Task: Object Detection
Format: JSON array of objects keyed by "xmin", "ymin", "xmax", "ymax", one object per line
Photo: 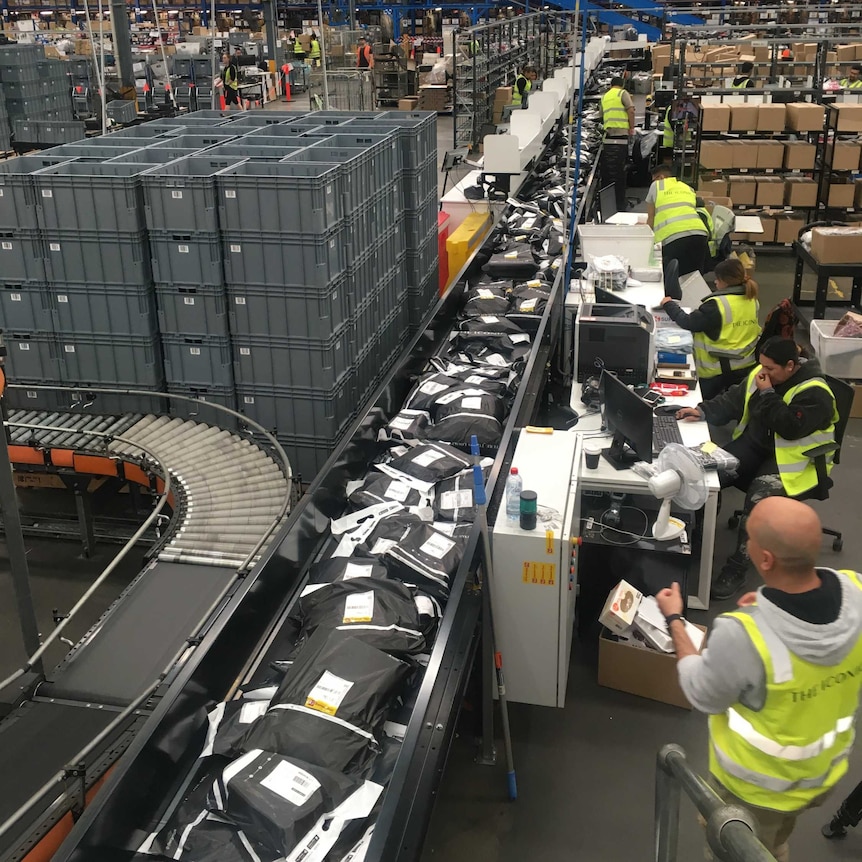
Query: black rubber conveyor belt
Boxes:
[{"xmin": 39, "ymin": 562, "xmax": 237, "ymax": 707}]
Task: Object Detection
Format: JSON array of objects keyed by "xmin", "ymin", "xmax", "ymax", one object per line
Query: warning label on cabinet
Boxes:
[{"xmin": 522, "ymin": 562, "xmax": 556, "ymax": 586}]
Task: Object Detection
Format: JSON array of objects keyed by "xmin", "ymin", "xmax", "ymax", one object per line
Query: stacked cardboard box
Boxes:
[
  {"xmin": 491, "ymin": 86, "xmax": 512, "ymax": 123},
  {"xmin": 417, "ymin": 85, "xmax": 448, "ymax": 112}
]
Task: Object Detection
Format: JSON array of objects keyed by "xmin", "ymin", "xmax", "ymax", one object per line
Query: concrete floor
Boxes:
[{"xmin": 1, "ymin": 109, "xmax": 861, "ymax": 860}]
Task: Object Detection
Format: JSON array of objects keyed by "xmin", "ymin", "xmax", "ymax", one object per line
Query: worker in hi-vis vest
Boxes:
[
  {"xmin": 660, "ymin": 257, "xmax": 761, "ymax": 400},
  {"xmin": 732, "ymin": 60, "xmax": 755, "ymax": 89},
  {"xmin": 511, "ymin": 66, "xmax": 537, "ymax": 108},
  {"xmin": 599, "ymin": 76, "xmax": 635, "ymax": 213},
  {"xmin": 357, "ymin": 35, "xmax": 374, "ymax": 69},
  {"xmin": 646, "ymin": 163, "xmax": 709, "ymax": 278},
  {"xmin": 840, "ymin": 64, "xmax": 862, "ymax": 89},
  {"xmin": 219, "ymin": 53, "xmax": 241, "ymax": 110},
  {"xmin": 657, "ymin": 496, "xmax": 862, "ymax": 862},
  {"xmin": 676, "ymin": 336, "xmax": 838, "ymax": 600},
  {"xmin": 292, "ymin": 35, "xmax": 306, "ymax": 61},
  {"xmin": 309, "ymin": 33, "xmax": 321, "ymax": 67}
]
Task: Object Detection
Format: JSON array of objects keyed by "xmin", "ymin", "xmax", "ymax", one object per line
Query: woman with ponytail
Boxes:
[{"xmin": 661, "ymin": 258, "xmax": 762, "ymax": 399}]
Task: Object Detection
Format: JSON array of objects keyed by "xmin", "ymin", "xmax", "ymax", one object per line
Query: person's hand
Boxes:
[
  {"xmin": 660, "ymin": 296, "xmax": 674, "ymax": 306},
  {"xmin": 656, "ymin": 582, "xmax": 684, "ymax": 618},
  {"xmin": 754, "ymin": 369, "xmax": 773, "ymax": 391},
  {"xmin": 676, "ymin": 406, "xmax": 703, "ymax": 422},
  {"xmin": 737, "ymin": 591, "xmax": 758, "ymax": 608}
]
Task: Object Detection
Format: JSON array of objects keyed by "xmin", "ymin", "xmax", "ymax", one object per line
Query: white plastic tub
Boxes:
[
  {"xmin": 577, "ymin": 224, "xmax": 655, "ymax": 268},
  {"xmin": 810, "ymin": 319, "xmax": 862, "ymax": 380}
]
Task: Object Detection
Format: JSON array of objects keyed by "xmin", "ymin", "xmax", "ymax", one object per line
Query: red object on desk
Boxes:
[{"xmin": 650, "ymin": 382, "xmax": 690, "ymax": 397}]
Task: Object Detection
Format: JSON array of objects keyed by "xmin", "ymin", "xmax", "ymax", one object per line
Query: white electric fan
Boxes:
[{"xmin": 647, "ymin": 444, "xmax": 709, "ymax": 541}]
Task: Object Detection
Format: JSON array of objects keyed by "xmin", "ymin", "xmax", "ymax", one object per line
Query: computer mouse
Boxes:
[{"xmin": 655, "ymin": 404, "xmax": 682, "ymax": 416}]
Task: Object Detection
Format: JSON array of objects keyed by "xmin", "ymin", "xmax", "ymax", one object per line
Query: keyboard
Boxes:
[{"xmin": 652, "ymin": 413, "xmax": 684, "ymax": 456}]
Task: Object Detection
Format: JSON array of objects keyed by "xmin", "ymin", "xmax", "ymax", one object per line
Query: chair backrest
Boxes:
[{"xmin": 825, "ymin": 374, "xmax": 855, "ymax": 465}]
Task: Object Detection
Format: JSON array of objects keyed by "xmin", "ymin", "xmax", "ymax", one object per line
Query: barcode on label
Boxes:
[
  {"xmin": 189, "ymin": 347, "xmax": 201, "ymax": 356},
  {"xmin": 49, "ymin": 243, "xmax": 60, "ymax": 252},
  {"xmin": 230, "ymin": 244, "xmax": 241, "ymax": 253},
  {"xmin": 183, "ymin": 297, "xmax": 195, "ymax": 305},
  {"xmin": 235, "ymin": 296, "xmax": 246, "ymax": 305},
  {"xmin": 9, "ymin": 293, "xmax": 20, "ymax": 302},
  {"xmin": 177, "ymin": 244, "xmax": 189, "ymax": 254},
  {"xmin": 171, "ymin": 190, "xmax": 183, "ymax": 199},
  {"xmin": 259, "ymin": 760, "xmax": 321, "ymax": 807},
  {"xmin": 225, "ymin": 189, "xmax": 236, "ymax": 198},
  {"xmin": 64, "ymin": 345, "xmax": 75, "ymax": 353},
  {"xmin": 305, "ymin": 670, "xmax": 354, "ymax": 716},
  {"xmin": 57, "ymin": 294, "xmax": 68, "ymax": 303},
  {"xmin": 240, "ymin": 347, "xmax": 250, "ymax": 356},
  {"xmin": 1, "ymin": 242, "xmax": 12, "ymax": 250},
  {"xmin": 41, "ymin": 189, "xmax": 53, "ymax": 198}
]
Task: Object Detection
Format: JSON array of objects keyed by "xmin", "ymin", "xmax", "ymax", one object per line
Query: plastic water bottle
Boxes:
[{"xmin": 506, "ymin": 468, "xmax": 523, "ymax": 520}]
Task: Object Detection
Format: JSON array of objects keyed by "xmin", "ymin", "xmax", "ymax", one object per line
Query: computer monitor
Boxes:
[
  {"xmin": 601, "ymin": 370, "xmax": 654, "ymax": 469},
  {"xmin": 598, "ymin": 183, "xmax": 617, "ymax": 223}
]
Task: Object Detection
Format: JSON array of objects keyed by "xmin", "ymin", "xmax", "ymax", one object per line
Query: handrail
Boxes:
[{"xmin": 655, "ymin": 744, "xmax": 776, "ymax": 862}]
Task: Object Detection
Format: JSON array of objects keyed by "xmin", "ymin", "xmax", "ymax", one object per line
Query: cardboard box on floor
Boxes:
[
  {"xmin": 786, "ymin": 102, "xmax": 825, "ymax": 132},
  {"xmin": 784, "ymin": 141, "xmax": 816, "ymax": 170},
  {"xmin": 811, "ymin": 226, "xmax": 862, "ymax": 264},
  {"xmin": 598, "ymin": 624, "xmax": 708, "ymax": 709}
]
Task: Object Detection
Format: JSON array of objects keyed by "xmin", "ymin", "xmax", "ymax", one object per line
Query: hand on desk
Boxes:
[{"xmin": 676, "ymin": 406, "xmax": 704, "ymax": 422}]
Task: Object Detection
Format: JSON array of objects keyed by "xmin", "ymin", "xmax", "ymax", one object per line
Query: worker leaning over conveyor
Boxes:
[
  {"xmin": 512, "ymin": 66, "xmax": 538, "ymax": 109},
  {"xmin": 657, "ymin": 497, "xmax": 862, "ymax": 862},
  {"xmin": 600, "ymin": 75, "xmax": 635, "ymax": 214}
]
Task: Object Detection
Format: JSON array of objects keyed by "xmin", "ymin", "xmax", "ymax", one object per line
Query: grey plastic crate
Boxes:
[
  {"xmin": 206, "ymin": 143, "xmax": 297, "ymax": 161},
  {"xmin": 0, "ymin": 154, "xmax": 72, "ymax": 229},
  {"xmin": 216, "ymin": 160, "xmax": 343, "ymax": 235},
  {"xmin": 162, "ymin": 333, "xmax": 233, "ymax": 387},
  {"xmin": 160, "ymin": 116, "xmax": 233, "ymax": 127},
  {"xmin": 3, "ymin": 385, "xmax": 65, "ymax": 412},
  {"xmin": 404, "ymin": 191, "xmax": 438, "ymax": 250},
  {"xmin": 0, "ymin": 283, "xmax": 52, "ymax": 331},
  {"xmin": 349, "ymin": 291, "xmax": 381, "ymax": 355},
  {"xmin": 0, "ymin": 229, "xmax": 45, "ymax": 282},
  {"xmin": 66, "ymin": 387, "xmax": 166, "ymax": 416},
  {"xmin": 167, "ymin": 383, "xmax": 238, "ymax": 429},
  {"xmin": 156, "ymin": 284, "xmax": 229, "ymax": 336},
  {"xmin": 107, "ymin": 124, "xmax": 173, "ymax": 140},
  {"xmin": 308, "ymin": 110, "xmax": 379, "ymax": 122},
  {"xmin": 226, "ymin": 275, "xmax": 349, "ymax": 339},
  {"xmin": 402, "ymin": 154, "xmax": 437, "ymax": 209},
  {"xmin": 106, "ymin": 100, "xmax": 137, "ymax": 125},
  {"xmin": 236, "ymin": 375, "xmax": 353, "ymax": 440},
  {"xmin": 303, "ymin": 130, "xmax": 402, "ymax": 177},
  {"xmin": 151, "ymin": 133, "xmax": 236, "ymax": 149},
  {"xmin": 149, "ymin": 231, "xmax": 223, "ymax": 286},
  {"xmin": 55, "ymin": 330, "xmax": 164, "ymax": 387},
  {"xmin": 182, "ymin": 109, "xmax": 238, "ymax": 121},
  {"xmin": 233, "ymin": 134, "xmax": 310, "ymax": 148},
  {"xmin": 4, "ymin": 331, "xmax": 59, "ymax": 381},
  {"xmin": 35, "ymin": 121, "xmax": 85, "ymax": 146},
  {"xmin": 106, "ymin": 148, "xmax": 200, "ymax": 165},
  {"xmin": 405, "ymin": 230, "xmax": 437, "ymax": 288},
  {"xmin": 1, "ymin": 80, "xmax": 48, "ymax": 100},
  {"xmin": 232, "ymin": 324, "xmax": 350, "ymax": 389},
  {"xmin": 271, "ymin": 432, "xmax": 335, "ymax": 482},
  {"xmin": 34, "ymin": 161, "xmax": 146, "ymax": 232},
  {"xmin": 222, "ymin": 228, "xmax": 345, "ymax": 290},
  {"xmin": 39, "ymin": 142, "xmax": 140, "ymax": 159},
  {"xmin": 221, "ymin": 113, "xmax": 287, "ymax": 128},
  {"xmin": 50, "ymin": 283, "xmax": 157, "ymax": 336},
  {"xmin": 248, "ymin": 123, "xmax": 322, "ymax": 139},
  {"xmin": 282, "ymin": 147, "xmax": 374, "ymax": 214},
  {"xmin": 44, "ymin": 230, "xmax": 150, "ymax": 286}
]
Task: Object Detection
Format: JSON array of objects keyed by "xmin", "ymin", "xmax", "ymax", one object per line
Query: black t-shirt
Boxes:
[{"xmin": 762, "ymin": 568, "xmax": 842, "ymax": 625}]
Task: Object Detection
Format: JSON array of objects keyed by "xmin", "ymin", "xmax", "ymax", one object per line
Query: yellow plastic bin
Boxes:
[{"xmin": 446, "ymin": 212, "xmax": 493, "ymax": 281}]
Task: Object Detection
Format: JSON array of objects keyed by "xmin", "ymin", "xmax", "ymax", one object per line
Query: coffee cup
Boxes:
[{"xmin": 584, "ymin": 440, "xmax": 603, "ymax": 469}]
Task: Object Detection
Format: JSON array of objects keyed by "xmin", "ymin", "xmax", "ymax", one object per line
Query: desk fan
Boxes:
[{"xmin": 647, "ymin": 443, "xmax": 709, "ymax": 541}]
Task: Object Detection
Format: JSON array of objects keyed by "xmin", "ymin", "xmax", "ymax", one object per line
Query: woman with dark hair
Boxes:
[{"xmin": 661, "ymin": 257, "xmax": 761, "ymax": 399}]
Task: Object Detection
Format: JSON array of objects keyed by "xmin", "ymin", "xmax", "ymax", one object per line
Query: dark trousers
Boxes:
[
  {"xmin": 600, "ymin": 140, "xmax": 629, "ymax": 212},
  {"xmin": 663, "ymin": 233, "xmax": 708, "ymax": 277}
]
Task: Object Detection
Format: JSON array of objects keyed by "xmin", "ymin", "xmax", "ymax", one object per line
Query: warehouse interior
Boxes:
[{"xmin": 2, "ymin": 3, "xmax": 862, "ymax": 862}]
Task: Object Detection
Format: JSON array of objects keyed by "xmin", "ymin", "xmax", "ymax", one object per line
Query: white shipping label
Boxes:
[
  {"xmin": 420, "ymin": 532, "xmax": 456, "ymax": 559},
  {"xmin": 49, "ymin": 243, "xmax": 60, "ymax": 252},
  {"xmin": 225, "ymin": 189, "xmax": 237, "ymax": 199},
  {"xmin": 344, "ymin": 562, "xmax": 374, "ymax": 580},
  {"xmin": 519, "ymin": 298, "xmax": 538, "ymax": 312},
  {"xmin": 485, "ymin": 353, "xmax": 509, "ymax": 367},
  {"xmin": 64, "ymin": 345, "xmax": 75, "ymax": 353},
  {"xmin": 18, "ymin": 343, "xmax": 30, "ymax": 351},
  {"xmin": 238, "ymin": 701, "xmax": 268, "ymax": 724},
  {"xmin": 1, "ymin": 242, "xmax": 12, "ymax": 250},
  {"xmin": 510, "ymin": 334, "xmax": 530, "ymax": 344},
  {"xmin": 419, "ymin": 380, "xmax": 449, "ymax": 395},
  {"xmin": 189, "ymin": 347, "xmax": 201, "ymax": 356},
  {"xmin": 412, "ymin": 449, "xmax": 444, "ymax": 467},
  {"xmin": 57, "ymin": 294, "xmax": 68, "ymax": 303},
  {"xmin": 432, "ymin": 521, "xmax": 456, "ymax": 536},
  {"xmin": 305, "ymin": 670, "xmax": 354, "ymax": 716},
  {"xmin": 460, "ymin": 396, "xmax": 483, "ymax": 410},
  {"xmin": 384, "ymin": 481, "xmax": 411, "ymax": 502},
  {"xmin": 504, "ymin": 251, "xmax": 518, "ymax": 259},
  {"xmin": 435, "ymin": 389, "xmax": 466, "ymax": 406},
  {"xmin": 440, "ymin": 489, "xmax": 473, "ymax": 510},
  {"xmin": 9, "ymin": 293, "xmax": 21, "ymax": 302},
  {"xmin": 343, "ymin": 591, "xmax": 375, "ymax": 623},
  {"xmin": 389, "ymin": 415, "xmax": 414, "ymax": 430},
  {"xmin": 171, "ymin": 190, "xmax": 183, "ymax": 199},
  {"xmin": 41, "ymin": 189, "xmax": 53, "ymax": 198},
  {"xmin": 234, "ymin": 296, "xmax": 247, "ymax": 305},
  {"xmin": 477, "ymin": 288, "xmax": 496, "ymax": 299},
  {"xmin": 415, "ymin": 596, "xmax": 436, "ymax": 617},
  {"xmin": 240, "ymin": 347, "xmax": 250, "ymax": 356},
  {"xmin": 260, "ymin": 760, "xmax": 321, "ymax": 807},
  {"xmin": 370, "ymin": 538, "xmax": 397, "ymax": 555},
  {"xmin": 466, "ymin": 375, "xmax": 490, "ymax": 385},
  {"xmin": 480, "ymin": 316, "xmax": 499, "ymax": 324},
  {"xmin": 243, "ymin": 396, "xmax": 255, "ymax": 405},
  {"xmin": 183, "ymin": 297, "xmax": 196, "ymax": 306},
  {"xmin": 230, "ymin": 244, "xmax": 242, "ymax": 253},
  {"xmin": 177, "ymin": 244, "xmax": 190, "ymax": 254}
]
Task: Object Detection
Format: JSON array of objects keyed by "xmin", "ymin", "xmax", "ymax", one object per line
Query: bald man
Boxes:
[{"xmin": 658, "ymin": 497, "xmax": 862, "ymax": 862}]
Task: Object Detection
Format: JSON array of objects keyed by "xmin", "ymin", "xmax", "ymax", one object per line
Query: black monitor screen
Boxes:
[
  {"xmin": 602, "ymin": 370, "xmax": 653, "ymax": 469},
  {"xmin": 598, "ymin": 183, "xmax": 617, "ymax": 223}
]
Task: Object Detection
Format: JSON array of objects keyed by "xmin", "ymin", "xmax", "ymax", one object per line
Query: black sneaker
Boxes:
[{"xmin": 711, "ymin": 553, "xmax": 749, "ymax": 601}]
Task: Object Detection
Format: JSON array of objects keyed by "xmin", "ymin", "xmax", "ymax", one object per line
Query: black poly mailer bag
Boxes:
[
  {"xmin": 307, "ymin": 557, "xmax": 390, "ymax": 585},
  {"xmin": 462, "ymin": 283, "xmax": 511, "ymax": 318},
  {"xmin": 458, "ymin": 315, "xmax": 525, "ymax": 336},
  {"xmin": 202, "ymin": 699, "xmax": 271, "ymax": 761},
  {"xmin": 348, "ymin": 473, "xmax": 426, "ymax": 512},
  {"xmin": 482, "ymin": 244, "xmax": 539, "ymax": 279},
  {"xmin": 403, "ymin": 373, "xmax": 463, "ymax": 412},
  {"xmin": 427, "ymin": 391, "xmax": 505, "ymax": 447},
  {"xmin": 383, "ymin": 523, "xmax": 465, "ymax": 600},
  {"xmin": 382, "ymin": 408, "xmax": 430, "ymax": 442},
  {"xmin": 433, "ymin": 467, "xmax": 491, "ymax": 523},
  {"xmin": 384, "ymin": 442, "xmax": 472, "ymax": 484}
]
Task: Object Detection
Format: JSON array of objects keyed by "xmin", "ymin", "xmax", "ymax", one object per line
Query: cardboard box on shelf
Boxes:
[
  {"xmin": 699, "ymin": 140, "xmax": 733, "ymax": 169},
  {"xmin": 856, "ymin": 179, "xmax": 862, "ymax": 209},
  {"xmin": 728, "ymin": 175, "xmax": 757, "ymax": 206},
  {"xmin": 784, "ymin": 177, "xmax": 818, "ymax": 208},
  {"xmin": 786, "ymin": 102, "xmax": 825, "ymax": 132},
  {"xmin": 757, "ymin": 140, "xmax": 785, "ymax": 169},
  {"xmin": 774, "ymin": 212, "xmax": 806, "ymax": 244},
  {"xmin": 857, "ymin": 44, "xmax": 862, "ymax": 60},
  {"xmin": 829, "ymin": 182, "xmax": 856, "ymax": 209},
  {"xmin": 836, "ymin": 44, "xmax": 858, "ymax": 62},
  {"xmin": 599, "ymin": 580, "xmax": 643, "ymax": 635},
  {"xmin": 730, "ymin": 104, "xmax": 759, "ymax": 132},
  {"xmin": 784, "ymin": 141, "xmax": 817, "ymax": 170},
  {"xmin": 733, "ymin": 142, "xmax": 760, "ymax": 170},
  {"xmin": 756, "ymin": 178, "xmax": 785, "ymax": 207},
  {"xmin": 397, "ymin": 97, "xmax": 418, "ymax": 110},
  {"xmin": 598, "ymin": 623, "xmax": 708, "ymax": 709},
  {"xmin": 701, "ymin": 195, "xmax": 734, "ymax": 210},
  {"xmin": 811, "ymin": 226, "xmax": 862, "ymax": 264},
  {"xmin": 701, "ymin": 104, "xmax": 731, "ymax": 132},
  {"xmin": 493, "ymin": 86, "xmax": 513, "ymax": 105},
  {"xmin": 754, "ymin": 44, "xmax": 769, "ymax": 61},
  {"xmin": 755, "ymin": 210, "xmax": 779, "ymax": 243},
  {"xmin": 834, "ymin": 104, "xmax": 862, "ymax": 133},
  {"xmin": 757, "ymin": 103, "xmax": 787, "ymax": 132},
  {"xmin": 698, "ymin": 177, "xmax": 729, "ymax": 197},
  {"xmin": 827, "ymin": 141, "xmax": 862, "ymax": 172}
]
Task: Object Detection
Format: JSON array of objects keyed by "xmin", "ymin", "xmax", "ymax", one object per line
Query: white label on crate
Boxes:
[
  {"xmin": 244, "ymin": 396, "xmax": 255, "ymax": 405},
  {"xmin": 343, "ymin": 591, "xmax": 374, "ymax": 623},
  {"xmin": 234, "ymin": 296, "xmax": 246, "ymax": 305},
  {"xmin": 189, "ymin": 347, "xmax": 201, "ymax": 356},
  {"xmin": 461, "ymin": 396, "xmax": 482, "ymax": 410},
  {"xmin": 177, "ymin": 244, "xmax": 190, "ymax": 254},
  {"xmin": 171, "ymin": 190, "xmax": 183, "ymax": 199},
  {"xmin": 412, "ymin": 449, "xmax": 444, "ymax": 467},
  {"xmin": 344, "ymin": 562, "xmax": 374, "ymax": 580},
  {"xmin": 41, "ymin": 189, "xmax": 53, "ymax": 198},
  {"xmin": 57, "ymin": 294, "xmax": 68, "ymax": 303},
  {"xmin": 64, "ymin": 345, "xmax": 75, "ymax": 353},
  {"xmin": 384, "ymin": 481, "xmax": 411, "ymax": 502},
  {"xmin": 18, "ymin": 343, "xmax": 30, "ymax": 351},
  {"xmin": 440, "ymin": 489, "xmax": 473, "ymax": 510},
  {"xmin": 230, "ymin": 244, "xmax": 242, "ymax": 253},
  {"xmin": 49, "ymin": 243, "xmax": 60, "ymax": 252},
  {"xmin": 238, "ymin": 702, "xmax": 268, "ymax": 724},
  {"xmin": 260, "ymin": 760, "xmax": 320, "ymax": 807},
  {"xmin": 10, "ymin": 293, "xmax": 21, "ymax": 302},
  {"xmin": 305, "ymin": 670, "xmax": 354, "ymax": 716},
  {"xmin": 325, "ymin": 185, "xmax": 332, "ymax": 195},
  {"xmin": 330, "ymin": 239, "xmax": 335, "ymax": 249},
  {"xmin": 0, "ymin": 190, "xmax": 4, "ymax": 197},
  {"xmin": 240, "ymin": 347, "xmax": 250, "ymax": 356},
  {"xmin": 184, "ymin": 297, "xmax": 195, "ymax": 306},
  {"xmin": 26, "ymin": 390, "xmax": 37, "ymax": 398},
  {"xmin": 420, "ymin": 532, "xmax": 455, "ymax": 559},
  {"xmin": 1, "ymin": 242, "xmax": 12, "ymax": 251},
  {"xmin": 225, "ymin": 189, "xmax": 236, "ymax": 199}
]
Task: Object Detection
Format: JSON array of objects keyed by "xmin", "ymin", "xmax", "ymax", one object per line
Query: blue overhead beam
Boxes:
[{"xmin": 552, "ymin": 0, "xmax": 661, "ymax": 40}]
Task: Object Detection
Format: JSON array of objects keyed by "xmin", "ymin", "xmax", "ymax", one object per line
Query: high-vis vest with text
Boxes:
[
  {"xmin": 652, "ymin": 177, "xmax": 708, "ymax": 246},
  {"xmin": 840, "ymin": 77, "xmax": 862, "ymax": 89},
  {"xmin": 512, "ymin": 75, "xmax": 532, "ymax": 106},
  {"xmin": 732, "ymin": 367, "xmax": 838, "ymax": 496},
  {"xmin": 601, "ymin": 87, "xmax": 629, "ymax": 133},
  {"xmin": 710, "ymin": 572, "xmax": 862, "ymax": 812},
  {"xmin": 692, "ymin": 291, "xmax": 760, "ymax": 380}
]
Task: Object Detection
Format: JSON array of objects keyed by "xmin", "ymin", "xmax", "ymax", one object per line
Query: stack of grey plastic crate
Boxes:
[
  {"xmin": 0, "ymin": 108, "xmax": 438, "ymax": 481},
  {"xmin": 0, "ymin": 78, "xmax": 8, "ymax": 153},
  {"xmin": 0, "ymin": 43, "xmax": 84, "ymax": 146}
]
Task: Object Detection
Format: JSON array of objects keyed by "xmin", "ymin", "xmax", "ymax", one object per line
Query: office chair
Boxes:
[{"xmin": 728, "ymin": 374, "xmax": 855, "ymax": 551}]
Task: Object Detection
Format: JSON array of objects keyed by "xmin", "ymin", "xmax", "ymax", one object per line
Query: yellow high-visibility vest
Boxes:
[
  {"xmin": 692, "ymin": 291, "xmax": 760, "ymax": 380},
  {"xmin": 601, "ymin": 86, "xmax": 629, "ymax": 133},
  {"xmin": 512, "ymin": 75, "xmax": 531, "ymax": 106},
  {"xmin": 651, "ymin": 177, "xmax": 707, "ymax": 246}
]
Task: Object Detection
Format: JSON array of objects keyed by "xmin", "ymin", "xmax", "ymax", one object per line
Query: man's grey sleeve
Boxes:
[
  {"xmin": 645, "ymin": 182, "xmax": 658, "ymax": 204},
  {"xmin": 677, "ymin": 617, "xmax": 767, "ymax": 714}
]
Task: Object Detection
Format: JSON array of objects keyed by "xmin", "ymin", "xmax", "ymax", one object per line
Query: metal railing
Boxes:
[{"xmin": 655, "ymin": 744, "xmax": 777, "ymax": 862}]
